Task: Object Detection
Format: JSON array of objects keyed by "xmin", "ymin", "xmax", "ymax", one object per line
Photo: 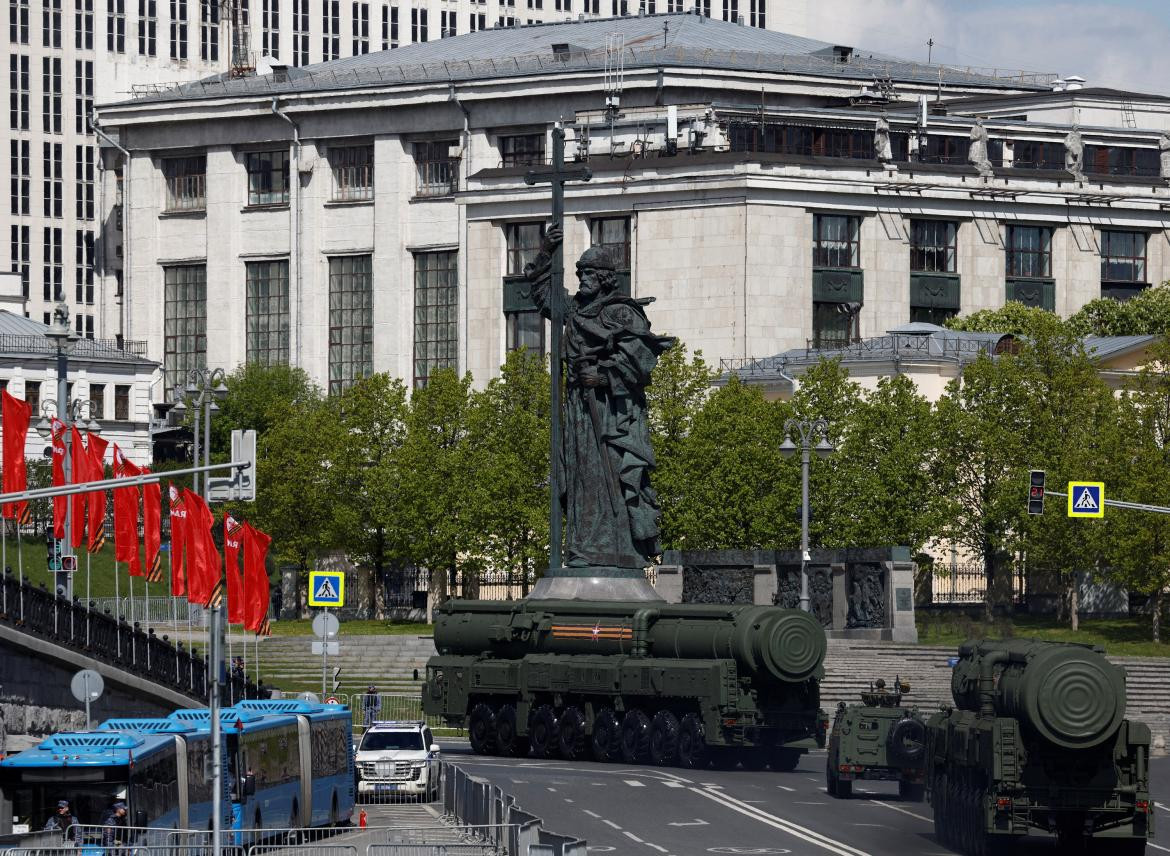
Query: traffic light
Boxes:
[
  {"xmin": 1028, "ymin": 470, "xmax": 1046, "ymax": 515},
  {"xmin": 331, "ymin": 667, "xmax": 342, "ymax": 692},
  {"xmin": 46, "ymin": 533, "xmax": 63, "ymax": 572}
]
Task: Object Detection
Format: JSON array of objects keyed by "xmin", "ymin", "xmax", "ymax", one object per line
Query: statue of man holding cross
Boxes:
[{"xmin": 524, "ymin": 225, "xmax": 674, "ymax": 574}]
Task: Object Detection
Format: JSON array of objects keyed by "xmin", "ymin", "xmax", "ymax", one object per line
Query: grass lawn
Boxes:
[
  {"xmin": 917, "ymin": 612, "xmax": 1170, "ymax": 658},
  {"xmin": 267, "ymin": 619, "xmax": 432, "ymax": 637},
  {"xmin": 1, "ymin": 538, "xmax": 150, "ymax": 600}
]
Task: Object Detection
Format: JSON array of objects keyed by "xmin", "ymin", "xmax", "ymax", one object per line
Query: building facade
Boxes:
[{"xmin": 94, "ymin": 13, "xmax": 1170, "ymax": 401}]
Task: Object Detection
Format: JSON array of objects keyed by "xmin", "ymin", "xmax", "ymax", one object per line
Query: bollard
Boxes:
[{"xmin": 358, "ymin": 808, "xmax": 367, "ymax": 828}]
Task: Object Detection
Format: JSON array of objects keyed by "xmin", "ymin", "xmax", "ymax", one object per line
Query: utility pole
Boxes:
[{"xmin": 927, "ymin": 38, "xmax": 934, "ymax": 64}]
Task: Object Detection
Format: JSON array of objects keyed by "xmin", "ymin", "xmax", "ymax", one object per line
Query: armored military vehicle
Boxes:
[
  {"xmin": 826, "ymin": 677, "xmax": 926, "ymax": 800},
  {"xmin": 926, "ymin": 639, "xmax": 1153, "ymax": 856},
  {"xmin": 422, "ymin": 599, "xmax": 828, "ymax": 770}
]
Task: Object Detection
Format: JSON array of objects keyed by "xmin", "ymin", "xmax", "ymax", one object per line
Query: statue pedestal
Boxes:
[{"xmin": 528, "ymin": 566, "xmax": 664, "ymax": 602}]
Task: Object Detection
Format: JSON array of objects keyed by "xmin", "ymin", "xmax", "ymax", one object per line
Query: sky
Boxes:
[{"xmin": 801, "ymin": 0, "xmax": 1170, "ymax": 94}]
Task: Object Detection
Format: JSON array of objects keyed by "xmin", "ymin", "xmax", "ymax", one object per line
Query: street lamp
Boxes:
[{"xmin": 780, "ymin": 417, "xmax": 834, "ymax": 613}]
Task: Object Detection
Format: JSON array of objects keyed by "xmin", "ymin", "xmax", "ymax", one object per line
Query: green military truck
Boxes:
[
  {"xmin": 926, "ymin": 639, "xmax": 1153, "ymax": 856},
  {"xmin": 826, "ymin": 677, "xmax": 927, "ymax": 800}
]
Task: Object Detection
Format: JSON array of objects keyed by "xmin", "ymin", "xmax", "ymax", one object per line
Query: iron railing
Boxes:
[
  {"xmin": 929, "ymin": 561, "xmax": 1027, "ymax": 605},
  {"xmin": 0, "ymin": 334, "xmax": 149, "ymax": 360},
  {"xmin": 415, "ymin": 158, "xmax": 459, "ymax": 197},
  {"xmin": 333, "ymin": 163, "xmax": 375, "ymax": 201},
  {"xmin": 165, "ymin": 173, "xmax": 206, "ymax": 211}
]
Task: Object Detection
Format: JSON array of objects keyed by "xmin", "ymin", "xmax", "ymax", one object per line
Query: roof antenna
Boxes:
[
  {"xmin": 926, "ymin": 37, "xmax": 934, "ymax": 64},
  {"xmin": 663, "ymin": 20, "xmax": 669, "ymax": 47}
]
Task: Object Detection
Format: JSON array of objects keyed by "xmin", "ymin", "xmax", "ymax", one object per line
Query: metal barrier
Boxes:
[{"xmin": 347, "ymin": 693, "xmax": 445, "ymax": 731}]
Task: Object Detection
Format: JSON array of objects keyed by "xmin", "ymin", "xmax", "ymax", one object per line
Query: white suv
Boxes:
[{"xmin": 355, "ymin": 721, "xmax": 441, "ymax": 801}]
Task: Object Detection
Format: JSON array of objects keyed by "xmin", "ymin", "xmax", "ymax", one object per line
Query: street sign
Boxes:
[
  {"xmin": 311, "ymin": 640, "xmax": 340, "ymax": 656},
  {"xmin": 1068, "ymin": 481, "xmax": 1105, "ymax": 518},
  {"xmin": 208, "ymin": 429, "xmax": 257, "ymax": 502},
  {"xmin": 70, "ymin": 669, "xmax": 104, "ymax": 703},
  {"xmin": 311, "ymin": 611, "xmax": 340, "ymax": 639},
  {"xmin": 309, "ymin": 570, "xmax": 345, "ymax": 607},
  {"xmin": 325, "ymin": 696, "xmax": 339, "ymax": 704}
]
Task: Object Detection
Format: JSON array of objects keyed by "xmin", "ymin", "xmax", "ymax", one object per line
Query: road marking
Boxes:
[
  {"xmin": 794, "ymin": 801, "xmax": 826, "ymax": 805},
  {"xmin": 564, "ymin": 798, "xmax": 574, "ymax": 804},
  {"xmin": 667, "ymin": 819, "xmax": 709, "ymax": 827},
  {"xmin": 664, "ymin": 781, "xmax": 686, "ymax": 788},
  {"xmin": 701, "ymin": 783, "xmax": 724, "ymax": 789},
  {"xmin": 625, "ymin": 779, "xmax": 646, "ymax": 787},
  {"xmin": 691, "ymin": 787, "xmax": 871, "ymax": 856},
  {"xmin": 646, "ymin": 845, "xmax": 668, "ymax": 853},
  {"xmin": 1147, "ymin": 844, "xmax": 1170, "ymax": 854},
  {"xmin": 603, "ymin": 820, "xmax": 622, "ymax": 830},
  {"xmin": 547, "ymin": 787, "xmax": 558, "ymax": 792},
  {"xmin": 624, "ymin": 831, "xmax": 645, "ymax": 843},
  {"xmin": 1156, "ymin": 802, "xmax": 1170, "ymax": 814},
  {"xmin": 869, "ymin": 800, "xmax": 932, "ymax": 824},
  {"xmin": 511, "ymin": 779, "xmax": 527, "ymax": 784},
  {"xmin": 777, "ymin": 785, "xmax": 795, "ymax": 792},
  {"xmin": 584, "ymin": 810, "xmax": 602, "ymax": 819},
  {"xmin": 592, "ymin": 782, "xmax": 606, "ymax": 786}
]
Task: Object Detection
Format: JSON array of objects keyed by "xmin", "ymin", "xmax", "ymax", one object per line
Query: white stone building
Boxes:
[{"xmin": 93, "ymin": 12, "xmax": 1170, "ymax": 400}]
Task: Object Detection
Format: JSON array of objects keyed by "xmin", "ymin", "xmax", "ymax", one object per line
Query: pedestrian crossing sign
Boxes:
[
  {"xmin": 1067, "ymin": 482, "xmax": 1105, "ymax": 518},
  {"xmin": 309, "ymin": 570, "xmax": 345, "ymax": 607}
]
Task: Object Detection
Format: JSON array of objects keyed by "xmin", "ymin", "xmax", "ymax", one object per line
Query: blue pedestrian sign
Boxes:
[
  {"xmin": 1067, "ymin": 482, "xmax": 1104, "ymax": 519},
  {"xmin": 308, "ymin": 570, "xmax": 345, "ymax": 607}
]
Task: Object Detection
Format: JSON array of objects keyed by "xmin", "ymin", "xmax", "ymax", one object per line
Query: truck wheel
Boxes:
[
  {"xmin": 826, "ymin": 759, "xmax": 838, "ymax": 797},
  {"xmin": 836, "ymin": 777, "xmax": 852, "ymax": 798},
  {"xmin": 494, "ymin": 705, "xmax": 526, "ymax": 757},
  {"xmin": 898, "ymin": 780, "xmax": 925, "ymax": 802},
  {"xmin": 620, "ymin": 709, "xmax": 651, "ymax": 764},
  {"xmin": 886, "ymin": 717, "xmax": 926, "ymax": 766},
  {"xmin": 649, "ymin": 711, "xmax": 680, "ymax": 766},
  {"xmin": 591, "ymin": 709, "xmax": 621, "ymax": 762},
  {"xmin": 769, "ymin": 749, "xmax": 801, "ymax": 772},
  {"xmin": 676, "ymin": 713, "xmax": 706, "ymax": 770},
  {"xmin": 557, "ymin": 706, "xmax": 587, "ymax": 760},
  {"xmin": 468, "ymin": 703, "xmax": 496, "ymax": 755},
  {"xmin": 528, "ymin": 705, "xmax": 560, "ymax": 759}
]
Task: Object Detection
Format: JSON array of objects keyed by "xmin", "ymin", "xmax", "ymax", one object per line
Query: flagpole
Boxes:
[
  {"xmin": 2, "ymin": 519, "xmax": 7, "ymax": 616},
  {"xmin": 114, "ymin": 559, "xmax": 121, "ymax": 657},
  {"xmin": 129, "ymin": 571, "xmax": 136, "ymax": 664},
  {"xmin": 16, "ymin": 521, "xmax": 24, "ymax": 622},
  {"xmin": 85, "ymin": 550, "xmax": 90, "ymax": 647}
]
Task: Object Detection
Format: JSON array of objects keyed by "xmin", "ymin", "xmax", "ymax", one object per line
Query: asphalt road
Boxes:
[{"xmin": 440, "ymin": 742, "xmax": 1170, "ymax": 856}]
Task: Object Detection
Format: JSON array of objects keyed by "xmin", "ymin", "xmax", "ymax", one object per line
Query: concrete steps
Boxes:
[{"xmin": 251, "ymin": 635, "xmax": 436, "ymax": 696}]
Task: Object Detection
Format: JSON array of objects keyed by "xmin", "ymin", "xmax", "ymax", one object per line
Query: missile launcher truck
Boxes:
[
  {"xmin": 826, "ymin": 677, "xmax": 927, "ymax": 800},
  {"xmin": 926, "ymin": 639, "xmax": 1153, "ymax": 856},
  {"xmin": 422, "ymin": 599, "xmax": 828, "ymax": 770}
]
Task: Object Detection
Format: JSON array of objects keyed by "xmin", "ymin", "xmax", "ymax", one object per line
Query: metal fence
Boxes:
[{"xmin": 929, "ymin": 562, "xmax": 1027, "ymax": 605}]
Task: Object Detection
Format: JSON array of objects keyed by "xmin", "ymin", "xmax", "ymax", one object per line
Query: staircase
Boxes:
[{"xmin": 249, "ymin": 634, "xmax": 436, "ymax": 697}]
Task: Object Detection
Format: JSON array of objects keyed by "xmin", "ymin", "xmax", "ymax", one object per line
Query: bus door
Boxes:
[
  {"xmin": 175, "ymin": 735, "xmax": 190, "ymax": 830},
  {"xmin": 296, "ymin": 717, "xmax": 311, "ymax": 828}
]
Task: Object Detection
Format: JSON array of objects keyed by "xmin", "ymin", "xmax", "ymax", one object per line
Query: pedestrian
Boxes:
[
  {"xmin": 43, "ymin": 799, "xmax": 81, "ymax": 844},
  {"xmin": 100, "ymin": 800, "xmax": 128, "ymax": 852},
  {"xmin": 363, "ymin": 685, "xmax": 379, "ymax": 727}
]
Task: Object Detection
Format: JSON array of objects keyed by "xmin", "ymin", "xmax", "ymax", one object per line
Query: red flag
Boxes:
[
  {"xmin": 168, "ymin": 483, "xmax": 187, "ymax": 597},
  {"xmin": 223, "ymin": 514, "xmax": 244, "ymax": 625},
  {"xmin": 85, "ymin": 433, "xmax": 109, "ymax": 554},
  {"xmin": 69, "ymin": 427, "xmax": 87, "ymax": 550},
  {"xmin": 1, "ymin": 390, "xmax": 32, "ymax": 524},
  {"xmin": 143, "ymin": 469, "xmax": 161, "ymax": 583},
  {"xmin": 112, "ymin": 445, "xmax": 142, "ymax": 577},
  {"xmin": 242, "ymin": 522, "xmax": 272, "ymax": 635},
  {"xmin": 182, "ymin": 488, "xmax": 222, "ymax": 608},
  {"xmin": 50, "ymin": 419, "xmax": 66, "ymax": 539}
]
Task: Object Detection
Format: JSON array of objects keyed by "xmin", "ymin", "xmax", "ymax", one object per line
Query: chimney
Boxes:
[
  {"xmin": 1064, "ymin": 75, "xmax": 1086, "ymax": 91},
  {"xmin": 271, "ymin": 64, "xmax": 290, "ymax": 83},
  {"xmin": 736, "ymin": 13, "xmax": 744, "ymax": 24}
]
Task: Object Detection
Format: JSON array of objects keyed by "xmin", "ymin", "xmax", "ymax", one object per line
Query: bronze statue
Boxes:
[{"xmin": 523, "ymin": 226, "xmax": 674, "ymax": 572}]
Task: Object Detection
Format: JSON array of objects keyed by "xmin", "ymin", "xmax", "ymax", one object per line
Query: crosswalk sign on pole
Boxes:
[
  {"xmin": 1067, "ymin": 482, "xmax": 1105, "ymax": 518},
  {"xmin": 309, "ymin": 570, "xmax": 345, "ymax": 607}
]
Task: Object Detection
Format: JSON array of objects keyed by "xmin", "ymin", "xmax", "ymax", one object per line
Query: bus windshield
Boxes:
[
  {"xmin": 5, "ymin": 782, "xmax": 127, "ymax": 835},
  {"xmin": 359, "ymin": 731, "xmax": 424, "ymax": 751}
]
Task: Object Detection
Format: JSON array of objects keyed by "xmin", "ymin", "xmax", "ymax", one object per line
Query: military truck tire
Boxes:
[
  {"xmin": 558, "ymin": 706, "xmax": 587, "ymax": 760},
  {"xmin": 676, "ymin": 714, "xmax": 706, "ymax": 769},
  {"xmin": 591, "ymin": 708, "xmax": 622, "ymax": 762},
  {"xmin": 468, "ymin": 703, "xmax": 496, "ymax": 755},
  {"xmin": 494, "ymin": 705, "xmax": 526, "ymax": 757},
  {"xmin": 886, "ymin": 716, "xmax": 926, "ymax": 766},
  {"xmin": 898, "ymin": 780, "xmax": 925, "ymax": 802},
  {"xmin": 739, "ymin": 749, "xmax": 767, "ymax": 771},
  {"xmin": 836, "ymin": 777, "xmax": 852, "ymax": 798},
  {"xmin": 529, "ymin": 705, "xmax": 560, "ymax": 759},
  {"xmin": 649, "ymin": 711, "xmax": 680, "ymax": 766},
  {"xmin": 621, "ymin": 709, "xmax": 652, "ymax": 764},
  {"xmin": 770, "ymin": 749, "xmax": 801, "ymax": 772}
]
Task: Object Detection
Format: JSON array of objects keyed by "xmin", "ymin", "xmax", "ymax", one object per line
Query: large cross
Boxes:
[{"xmin": 524, "ymin": 126, "xmax": 591, "ymax": 574}]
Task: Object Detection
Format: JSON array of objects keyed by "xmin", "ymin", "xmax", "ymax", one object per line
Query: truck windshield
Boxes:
[{"xmin": 359, "ymin": 731, "xmax": 424, "ymax": 751}]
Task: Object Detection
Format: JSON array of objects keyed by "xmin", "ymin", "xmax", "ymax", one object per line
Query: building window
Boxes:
[
  {"xmin": 413, "ymin": 251, "xmax": 458, "ymax": 387},
  {"xmin": 245, "ymin": 260, "xmax": 290, "ymax": 366},
  {"xmin": 41, "ymin": 56, "xmax": 61, "ymax": 135},
  {"xmin": 1101, "ymin": 230, "xmax": 1146, "ymax": 290},
  {"xmin": 164, "ymin": 155, "xmax": 207, "ymax": 211},
  {"xmin": 813, "ymin": 214, "xmax": 859, "ymax": 268},
  {"xmin": 381, "ymin": 3, "xmax": 396, "ymax": 47},
  {"xmin": 75, "ymin": 145, "xmax": 94, "ymax": 220},
  {"xmin": 351, "ymin": 1, "xmax": 368, "ymax": 52},
  {"xmin": 8, "ymin": 54, "xmax": 29, "ymax": 130},
  {"xmin": 1005, "ymin": 225, "xmax": 1052, "ymax": 279},
  {"xmin": 74, "ymin": 229, "xmax": 93, "ymax": 304},
  {"xmin": 439, "ymin": 7, "xmax": 454, "ymax": 35},
  {"xmin": 410, "ymin": 4, "xmax": 426, "ymax": 41},
  {"xmin": 328, "ymin": 255, "xmax": 373, "ymax": 395},
  {"xmin": 42, "ymin": 0, "xmax": 61, "ymax": 46},
  {"xmin": 169, "ymin": 0, "xmax": 188, "ymax": 59},
  {"xmin": 113, "ymin": 385, "xmax": 130, "ymax": 420},
  {"xmin": 42, "ymin": 142, "xmax": 61, "ymax": 218},
  {"xmin": 330, "ymin": 145, "xmax": 373, "ymax": 202},
  {"xmin": 245, "ymin": 150, "xmax": 289, "ymax": 206},
  {"xmin": 260, "ymin": 0, "xmax": 277, "ymax": 56},
  {"xmin": 75, "ymin": 0, "xmax": 92, "ymax": 47},
  {"xmin": 748, "ymin": 0, "xmax": 762, "ymax": 26},
  {"xmin": 321, "ymin": 0, "xmax": 339, "ymax": 59},
  {"xmin": 499, "ymin": 133, "xmax": 544, "ymax": 167},
  {"xmin": 138, "ymin": 0, "xmax": 157, "ymax": 54},
  {"xmin": 199, "ymin": 0, "xmax": 218, "ymax": 60},
  {"xmin": 291, "ymin": 0, "xmax": 307, "ymax": 63},
  {"xmin": 89, "ymin": 383, "xmax": 104, "ymax": 419},
  {"xmin": 505, "ymin": 222, "xmax": 543, "ymax": 276},
  {"xmin": 468, "ymin": 11, "xmax": 483, "ymax": 29},
  {"xmin": 504, "ymin": 222, "xmax": 544, "ymax": 353},
  {"xmin": 10, "ymin": 0, "xmax": 29, "ymax": 43},
  {"xmin": 10, "ymin": 139, "xmax": 30, "ymax": 216},
  {"xmin": 1012, "ymin": 141, "xmax": 1063, "ymax": 171},
  {"xmin": 10, "ymin": 224, "xmax": 29, "ymax": 296},
  {"xmin": 107, "ymin": 0, "xmax": 125, "ymax": 51},
  {"xmin": 910, "ymin": 219, "xmax": 956, "ymax": 273},
  {"xmin": 74, "ymin": 60, "xmax": 93, "ymax": 135},
  {"xmin": 164, "ymin": 265, "xmax": 206, "ymax": 385},
  {"xmin": 1085, "ymin": 145, "xmax": 1159, "ymax": 178},
  {"xmin": 24, "ymin": 381, "xmax": 39, "ymax": 414},
  {"xmin": 413, "ymin": 140, "xmax": 458, "ymax": 197},
  {"xmin": 589, "ymin": 216, "xmax": 631, "ymax": 271}
]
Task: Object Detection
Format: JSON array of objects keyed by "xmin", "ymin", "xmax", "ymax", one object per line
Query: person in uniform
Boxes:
[
  {"xmin": 43, "ymin": 799, "xmax": 81, "ymax": 844},
  {"xmin": 363, "ymin": 685, "xmax": 379, "ymax": 727},
  {"xmin": 100, "ymin": 801, "xmax": 128, "ymax": 851}
]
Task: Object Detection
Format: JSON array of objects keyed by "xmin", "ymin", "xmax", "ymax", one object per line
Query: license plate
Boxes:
[{"xmin": 375, "ymin": 784, "xmax": 403, "ymax": 792}]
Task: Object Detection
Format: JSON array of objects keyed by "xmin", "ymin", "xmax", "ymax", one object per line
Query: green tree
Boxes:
[
  {"xmin": 945, "ymin": 301, "xmax": 1072, "ymax": 339},
  {"xmin": 1068, "ymin": 283, "xmax": 1170, "ymax": 337},
  {"xmin": 209, "ymin": 363, "xmax": 322, "ymax": 458}
]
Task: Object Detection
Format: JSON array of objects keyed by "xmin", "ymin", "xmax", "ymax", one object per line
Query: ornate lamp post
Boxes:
[{"xmin": 779, "ymin": 417, "xmax": 834, "ymax": 613}]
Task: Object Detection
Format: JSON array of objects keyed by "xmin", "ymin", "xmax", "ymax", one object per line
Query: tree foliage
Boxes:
[{"xmin": 1068, "ymin": 284, "xmax": 1170, "ymax": 337}]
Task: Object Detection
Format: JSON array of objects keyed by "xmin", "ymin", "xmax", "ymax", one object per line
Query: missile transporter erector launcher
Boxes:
[
  {"xmin": 423, "ymin": 599, "xmax": 828, "ymax": 770},
  {"xmin": 926, "ymin": 639, "xmax": 1153, "ymax": 856}
]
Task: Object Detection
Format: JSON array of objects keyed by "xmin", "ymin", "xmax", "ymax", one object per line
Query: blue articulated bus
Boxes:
[{"xmin": 0, "ymin": 700, "xmax": 352, "ymax": 843}]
